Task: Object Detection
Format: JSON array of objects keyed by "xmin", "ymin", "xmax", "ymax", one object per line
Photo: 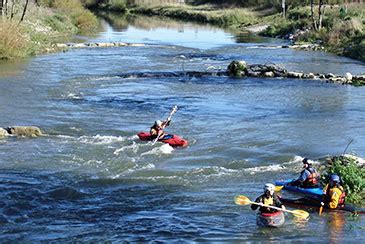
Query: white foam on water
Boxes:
[
  {"xmin": 66, "ymin": 93, "xmax": 82, "ymax": 99},
  {"xmin": 114, "ymin": 141, "xmax": 139, "ymax": 155},
  {"xmin": 140, "ymin": 144, "xmax": 174, "ymax": 156},
  {"xmin": 79, "ymin": 134, "xmax": 127, "ymax": 145}
]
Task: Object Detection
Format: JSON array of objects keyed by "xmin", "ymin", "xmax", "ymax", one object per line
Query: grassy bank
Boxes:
[
  {"xmin": 0, "ymin": 0, "xmax": 98, "ymax": 60},
  {"xmin": 261, "ymin": 5, "xmax": 365, "ymax": 62},
  {"xmin": 129, "ymin": 3, "xmax": 365, "ymax": 62},
  {"xmin": 131, "ymin": 4, "xmax": 258, "ymax": 28}
]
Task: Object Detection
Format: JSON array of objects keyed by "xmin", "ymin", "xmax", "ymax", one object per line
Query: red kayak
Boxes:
[{"xmin": 137, "ymin": 132, "xmax": 188, "ymax": 148}]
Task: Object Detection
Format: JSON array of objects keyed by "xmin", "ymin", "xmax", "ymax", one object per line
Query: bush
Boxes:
[
  {"xmin": 0, "ymin": 20, "xmax": 29, "ymax": 60},
  {"xmin": 323, "ymin": 156, "xmax": 365, "ymax": 205}
]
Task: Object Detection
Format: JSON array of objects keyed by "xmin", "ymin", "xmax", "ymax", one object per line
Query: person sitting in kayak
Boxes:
[
  {"xmin": 150, "ymin": 119, "xmax": 171, "ymax": 140},
  {"xmin": 289, "ymin": 158, "xmax": 320, "ymax": 188},
  {"xmin": 321, "ymin": 174, "xmax": 346, "ymax": 209},
  {"xmin": 251, "ymin": 183, "xmax": 286, "ymax": 213}
]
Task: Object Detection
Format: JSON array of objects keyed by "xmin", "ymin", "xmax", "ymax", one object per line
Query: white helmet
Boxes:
[
  {"xmin": 155, "ymin": 120, "xmax": 163, "ymax": 127},
  {"xmin": 264, "ymin": 183, "xmax": 275, "ymax": 194}
]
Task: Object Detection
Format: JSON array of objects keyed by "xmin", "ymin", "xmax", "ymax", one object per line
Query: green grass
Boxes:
[{"xmin": 131, "ymin": 4, "xmax": 258, "ymax": 27}]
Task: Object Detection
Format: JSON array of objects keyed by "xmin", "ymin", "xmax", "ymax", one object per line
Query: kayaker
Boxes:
[
  {"xmin": 150, "ymin": 119, "xmax": 170, "ymax": 140},
  {"xmin": 321, "ymin": 174, "xmax": 346, "ymax": 209},
  {"xmin": 251, "ymin": 183, "xmax": 286, "ymax": 213},
  {"xmin": 289, "ymin": 158, "xmax": 320, "ymax": 188}
]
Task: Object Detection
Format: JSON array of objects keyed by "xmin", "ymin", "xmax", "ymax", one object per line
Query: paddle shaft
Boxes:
[{"xmin": 249, "ymin": 200, "xmax": 296, "ymax": 215}]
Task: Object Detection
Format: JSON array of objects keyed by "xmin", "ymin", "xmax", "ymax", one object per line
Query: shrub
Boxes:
[
  {"xmin": 323, "ymin": 156, "xmax": 365, "ymax": 205},
  {"xmin": 0, "ymin": 20, "xmax": 29, "ymax": 60}
]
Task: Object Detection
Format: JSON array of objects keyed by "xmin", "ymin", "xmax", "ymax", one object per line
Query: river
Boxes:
[{"xmin": 0, "ymin": 15, "xmax": 364, "ymax": 242}]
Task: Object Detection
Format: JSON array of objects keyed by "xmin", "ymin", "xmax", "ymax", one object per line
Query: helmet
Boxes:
[
  {"xmin": 154, "ymin": 120, "xmax": 163, "ymax": 127},
  {"xmin": 330, "ymin": 174, "xmax": 340, "ymax": 183},
  {"xmin": 302, "ymin": 158, "xmax": 309, "ymax": 164},
  {"xmin": 264, "ymin": 183, "xmax": 275, "ymax": 194}
]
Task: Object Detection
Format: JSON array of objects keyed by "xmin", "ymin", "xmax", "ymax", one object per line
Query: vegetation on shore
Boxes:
[
  {"xmin": 128, "ymin": 1, "xmax": 365, "ymax": 62},
  {"xmin": 321, "ymin": 155, "xmax": 365, "ymax": 205},
  {"xmin": 0, "ymin": 0, "xmax": 98, "ymax": 60}
]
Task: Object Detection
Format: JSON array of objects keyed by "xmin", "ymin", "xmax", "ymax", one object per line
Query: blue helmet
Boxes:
[{"xmin": 330, "ymin": 174, "xmax": 340, "ymax": 183}]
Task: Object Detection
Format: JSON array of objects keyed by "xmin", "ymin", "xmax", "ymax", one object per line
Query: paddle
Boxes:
[
  {"xmin": 152, "ymin": 105, "xmax": 178, "ymax": 145},
  {"xmin": 319, "ymin": 202, "xmax": 324, "ymax": 215},
  {"xmin": 275, "ymin": 185, "xmax": 284, "ymax": 192},
  {"xmin": 234, "ymin": 195, "xmax": 310, "ymax": 220}
]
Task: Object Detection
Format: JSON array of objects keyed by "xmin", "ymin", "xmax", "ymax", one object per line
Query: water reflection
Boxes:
[
  {"xmin": 92, "ymin": 13, "xmax": 278, "ymax": 49},
  {"xmin": 328, "ymin": 212, "xmax": 346, "ymax": 243}
]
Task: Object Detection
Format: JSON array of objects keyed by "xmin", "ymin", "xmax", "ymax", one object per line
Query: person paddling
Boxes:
[
  {"xmin": 321, "ymin": 174, "xmax": 346, "ymax": 209},
  {"xmin": 150, "ymin": 119, "xmax": 171, "ymax": 140},
  {"xmin": 289, "ymin": 158, "xmax": 320, "ymax": 188},
  {"xmin": 251, "ymin": 183, "xmax": 286, "ymax": 213}
]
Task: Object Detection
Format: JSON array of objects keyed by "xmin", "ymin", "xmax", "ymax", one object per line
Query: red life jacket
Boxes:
[{"xmin": 305, "ymin": 167, "xmax": 319, "ymax": 185}]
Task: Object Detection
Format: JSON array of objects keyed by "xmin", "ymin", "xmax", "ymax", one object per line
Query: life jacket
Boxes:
[
  {"xmin": 324, "ymin": 184, "xmax": 346, "ymax": 208},
  {"xmin": 304, "ymin": 167, "xmax": 319, "ymax": 185},
  {"xmin": 263, "ymin": 196, "xmax": 274, "ymax": 206},
  {"xmin": 259, "ymin": 196, "xmax": 278, "ymax": 213},
  {"xmin": 338, "ymin": 185, "xmax": 346, "ymax": 206},
  {"xmin": 150, "ymin": 126, "xmax": 163, "ymax": 138}
]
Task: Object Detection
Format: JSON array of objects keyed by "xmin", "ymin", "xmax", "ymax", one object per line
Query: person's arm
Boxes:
[
  {"xmin": 162, "ymin": 119, "xmax": 171, "ymax": 128},
  {"xmin": 251, "ymin": 196, "xmax": 262, "ymax": 210},
  {"xmin": 298, "ymin": 169, "xmax": 309, "ymax": 183},
  {"xmin": 273, "ymin": 195, "xmax": 283, "ymax": 208},
  {"xmin": 150, "ymin": 128, "xmax": 158, "ymax": 136}
]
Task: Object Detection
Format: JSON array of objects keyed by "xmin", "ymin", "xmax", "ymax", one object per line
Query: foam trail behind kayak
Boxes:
[{"xmin": 141, "ymin": 144, "xmax": 174, "ymax": 156}]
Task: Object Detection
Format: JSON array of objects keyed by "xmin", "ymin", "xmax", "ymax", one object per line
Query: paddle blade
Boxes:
[
  {"xmin": 275, "ymin": 185, "xmax": 284, "ymax": 192},
  {"xmin": 234, "ymin": 195, "xmax": 251, "ymax": 206},
  {"xmin": 319, "ymin": 206, "xmax": 323, "ymax": 216},
  {"xmin": 292, "ymin": 210, "xmax": 310, "ymax": 220}
]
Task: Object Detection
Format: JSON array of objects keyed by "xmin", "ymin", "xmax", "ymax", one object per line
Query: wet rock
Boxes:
[
  {"xmin": 0, "ymin": 128, "xmax": 9, "ymax": 137},
  {"xmin": 227, "ymin": 61, "xmax": 247, "ymax": 77},
  {"xmin": 345, "ymin": 72, "xmax": 353, "ymax": 81},
  {"xmin": 264, "ymin": 71, "xmax": 275, "ymax": 77},
  {"xmin": 326, "ymin": 73, "xmax": 336, "ymax": 78},
  {"xmin": 287, "ymin": 72, "xmax": 303, "ymax": 79},
  {"xmin": 6, "ymin": 126, "xmax": 43, "ymax": 137}
]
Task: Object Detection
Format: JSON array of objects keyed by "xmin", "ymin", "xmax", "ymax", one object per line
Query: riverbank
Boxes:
[
  {"xmin": 0, "ymin": 1, "xmax": 98, "ymax": 60},
  {"xmin": 129, "ymin": 3, "xmax": 365, "ymax": 62}
]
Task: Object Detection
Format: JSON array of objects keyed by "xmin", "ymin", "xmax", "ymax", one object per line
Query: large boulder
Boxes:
[
  {"xmin": 0, "ymin": 128, "xmax": 9, "ymax": 137},
  {"xmin": 227, "ymin": 61, "xmax": 247, "ymax": 77},
  {"xmin": 7, "ymin": 126, "xmax": 43, "ymax": 137}
]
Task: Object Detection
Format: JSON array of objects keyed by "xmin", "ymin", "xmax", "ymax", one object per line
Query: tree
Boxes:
[{"xmin": 19, "ymin": 0, "xmax": 29, "ymax": 22}]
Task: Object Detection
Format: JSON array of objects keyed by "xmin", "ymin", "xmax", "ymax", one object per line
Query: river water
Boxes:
[{"xmin": 0, "ymin": 15, "xmax": 364, "ymax": 242}]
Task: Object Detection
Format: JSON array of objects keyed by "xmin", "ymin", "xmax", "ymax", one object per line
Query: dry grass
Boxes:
[{"xmin": 0, "ymin": 20, "xmax": 29, "ymax": 60}]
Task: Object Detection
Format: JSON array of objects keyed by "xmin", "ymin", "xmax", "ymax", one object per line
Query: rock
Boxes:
[
  {"xmin": 74, "ymin": 43, "xmax": 86, "ymax": 48},
  {"xmin": 326, "ymin": 73, "xmax": 336, "ymax": 78},
  {"xmin": 227, "ymin": 61, "xmax": 247, "ymax": 77},
  {"xmin": 287, "ymin": 72, "xmax": 303, "ymax": 79},
  {"xmin": 264, "ymin": 71, "xmax": 275, "ymax": 77},
  {"xmin": 345, "ymin": 72, "xmax": 353, "ymax": 81},
  {"xmin": 6, "ymin": 126, "xmax": 43, "ymax": 137},
  {"xmin": 0, "ymin": 128, "xmax": 9, "ymax": 137},
  {"xmin": 246, "ymin": 70, "xmax": 261, "ymax": 77}
]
